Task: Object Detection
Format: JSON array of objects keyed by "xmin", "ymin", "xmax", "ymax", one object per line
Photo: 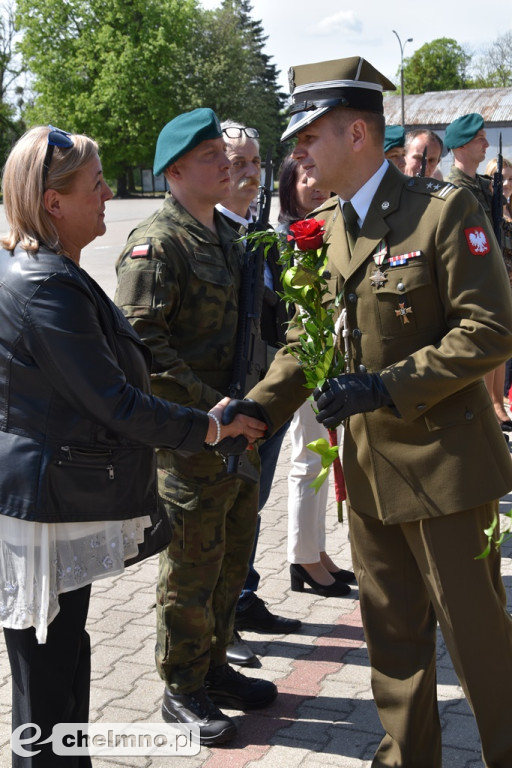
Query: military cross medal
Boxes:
[
  {"xmin": 370, "ymin": 269, "xmax": 387, "ymax": 288},
  {"xmin": 395, "ymin": 302, "xmax": 413, "ymax": 324},
  {"xmin": 371, "ymin": 240, "xmax": 388, "ymax": 287}
]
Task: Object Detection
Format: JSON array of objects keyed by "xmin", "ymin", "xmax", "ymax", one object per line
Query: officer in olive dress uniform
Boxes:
[
  {"xmin": 446, "ymin": 114, "xmax": 512, "ymax": 431},
  {"xmin": 445, "ymin": 112, "xmax": 493, "ymax": 221},
  {"xmin": 225, "ymin": 57, "xmax": 512, "ymax": 767},
  {"xmin": 114, "ymin": 109, "xmax": 277, "ymax": 747}
]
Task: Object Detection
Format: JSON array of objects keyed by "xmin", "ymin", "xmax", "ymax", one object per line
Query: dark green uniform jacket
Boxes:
[{"xmin": 248, "ymin": 163, "xmax": 512, "ymax": 524}]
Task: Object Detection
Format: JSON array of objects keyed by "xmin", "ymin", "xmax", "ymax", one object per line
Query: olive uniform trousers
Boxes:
[{"xmin": 349, "ymin": 502, "xmax": 512, "ymax": 768}]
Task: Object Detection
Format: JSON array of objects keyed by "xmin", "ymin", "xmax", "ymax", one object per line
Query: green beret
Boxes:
[
  {"xmin": 282, "ymin": 56, "xmax": 396, "ymax": 142},
  {"xmin": 444, "ymin": 113, "xmax": 484, "ymax": 150},
  {"xmin": 153, "ymin": 108, "xmax": 222, "ymax": 175},
  {"xmin": 384, "ymin": 125, "xmax": 405, "ymax": 153}
]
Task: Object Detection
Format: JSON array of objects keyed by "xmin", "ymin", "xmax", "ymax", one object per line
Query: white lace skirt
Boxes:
[{"xmin": 0, "ymin": 514, "xmax": 151, "ymax": 644}]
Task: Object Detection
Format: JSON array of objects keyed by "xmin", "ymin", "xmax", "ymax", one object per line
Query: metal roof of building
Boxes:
[{"xmin": 384, "ymin": 88, "xmax": 512, "ymax": 128}]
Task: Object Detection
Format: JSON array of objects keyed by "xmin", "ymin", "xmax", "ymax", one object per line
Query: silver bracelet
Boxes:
[{"xmin": 206, "ymin": 413, "xmax": 222, "ymax": 446}]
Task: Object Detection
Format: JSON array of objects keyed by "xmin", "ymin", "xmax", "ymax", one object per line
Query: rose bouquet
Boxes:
[{"xmin": 245, "ymin": 218, "xmax": 347, "ymax": 519}]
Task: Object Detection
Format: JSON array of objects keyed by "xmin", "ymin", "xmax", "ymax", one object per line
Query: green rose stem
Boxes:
[{"xmin": 244, "ymin": 219, "xmax": 346, "ymax": 520}]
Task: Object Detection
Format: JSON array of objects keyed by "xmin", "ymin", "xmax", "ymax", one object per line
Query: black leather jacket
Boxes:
[{"xmin": 0, "ymin": 245, "xmax": 209, "ymax": 523}]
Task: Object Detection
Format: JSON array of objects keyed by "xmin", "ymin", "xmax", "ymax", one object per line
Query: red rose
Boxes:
[{"xmin": 288, "ymin": 219, "xmax": 325, "ymax": 251}]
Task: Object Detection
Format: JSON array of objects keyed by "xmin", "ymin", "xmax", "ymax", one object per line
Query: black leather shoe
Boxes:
[
  {"xmin": 226, "ymin": 631, "xmax": 258, "ymax": 666},
  {"xmin": 161, "ymin": 686, "xmax": 236, "ymax": 746},
  {"xmin": 329, "ymin": 567, "xmax": 356, "ymax": 584},
  {"xmin": 234, "ymin": 595, "xmax": 302, "ymax": 634},
  {"xmin": 204, "ymin": 663, "xmax": 277, "ymax": 710},
  {"xmin": 290, "ymin": 564, "xmax": 351, "ymax": 597}
]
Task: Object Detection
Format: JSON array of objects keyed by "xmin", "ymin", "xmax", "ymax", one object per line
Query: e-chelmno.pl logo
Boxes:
[{"xmin": 11, "ymin": 722, "xmax": 201, "ymax": 757}]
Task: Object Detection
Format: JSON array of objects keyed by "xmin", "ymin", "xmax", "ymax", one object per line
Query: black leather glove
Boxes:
[
  {"xmin": 213, "ymin": 434, "xmax": 249, "ymax": 456},
  {"xmin": 313, "ymin": 373, "xmax": 393, "ymax": 429},
  {"xmin": 220, "ymin": 398, "xmax": 273, "ymax": 432},
  {"xmin": 212, "ymin": 399, "xmax": 273, "ymax": 457}
]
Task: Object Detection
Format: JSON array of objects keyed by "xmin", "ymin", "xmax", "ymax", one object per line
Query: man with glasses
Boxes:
[
  {"xmin": 216, "ymin": 121, "xmax": 301, "ymax": 668},
  {"xmin": 115, "ymin": 108, "xmax": 277, "ymax": 747}
]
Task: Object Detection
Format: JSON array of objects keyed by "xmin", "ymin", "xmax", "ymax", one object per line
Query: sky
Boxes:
[{"xmin": 200, "ymin": 0, "xmax": 511, "ymax": 94}]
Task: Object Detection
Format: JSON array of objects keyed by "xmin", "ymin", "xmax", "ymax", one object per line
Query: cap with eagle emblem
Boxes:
[{"xmin": 281, "ymin": 56, "xmax": 396, "ymax": 142}]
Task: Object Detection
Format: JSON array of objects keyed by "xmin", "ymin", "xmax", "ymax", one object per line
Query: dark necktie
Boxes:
[{"xmin": 343, "ymin": 201, "xmax": 360, "ymax": 255}]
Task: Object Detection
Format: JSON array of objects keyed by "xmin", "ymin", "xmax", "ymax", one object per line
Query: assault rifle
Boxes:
[
  {"xmin": 492, "ymin": 133, "xmax": 503, "ymax": 249},
  {"xmin": 417, "ymin": 145, "xmax": 428, "ymax": 177},
  {"xmin": 226, "ymin": 148, "xmax": 274, "ymax": 482}
]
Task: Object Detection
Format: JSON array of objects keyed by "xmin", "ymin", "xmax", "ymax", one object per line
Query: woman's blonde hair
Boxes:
[
  {"xmin": 485, "ymin": 156, "xmax": 512, "ymax": 178},
  {"xmin": 1, "ymin": 125, "xmax": 99, "ymax": 254}
]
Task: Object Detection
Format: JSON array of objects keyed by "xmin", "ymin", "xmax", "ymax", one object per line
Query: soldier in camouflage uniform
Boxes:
[
  {"xmin": 114, "ymin": 108, "xmax": 277, "ymax": 747},
  {"xmin": 445, "ymin": 113, "xmax": 493, "ymax": 221}
]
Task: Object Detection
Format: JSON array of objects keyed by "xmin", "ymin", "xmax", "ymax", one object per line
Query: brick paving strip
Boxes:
[{"xmin": 202, "ymin": 605, "xmax": 365, "ymax": 767}]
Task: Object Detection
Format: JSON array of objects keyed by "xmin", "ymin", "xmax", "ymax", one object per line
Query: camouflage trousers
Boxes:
[{"xmin": 155, "ymin": 452, "xmax": 259, "ymax": 693}]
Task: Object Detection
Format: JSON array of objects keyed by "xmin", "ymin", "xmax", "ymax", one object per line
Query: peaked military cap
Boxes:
[
  {"xmin": 384, "ymin": 125, "xmax": 405, "ymax": 153},
  {"xmin": 281, "ymin": 56, "xmax": 396, "ymax": 142},
  {"xmin": 444, "ymin": 113, "xmax": 484, "ymax": 150},
  {"xmin": 153, "ymin": 107, "xmax": 222, "ymax": 175}
]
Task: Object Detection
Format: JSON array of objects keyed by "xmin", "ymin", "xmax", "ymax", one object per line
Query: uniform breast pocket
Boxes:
[
  {"xmin": 374, "ymin": 262, "xmax": 434, "ymax": 340},
  {"xmin": 189, "ymin": 249, "xmax": 236, "ymax": 331}
]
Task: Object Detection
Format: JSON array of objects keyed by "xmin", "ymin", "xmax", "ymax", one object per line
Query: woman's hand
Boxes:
[{"xmin": 207, "ymin": 397, "xmax": 268, "ymax": 446}]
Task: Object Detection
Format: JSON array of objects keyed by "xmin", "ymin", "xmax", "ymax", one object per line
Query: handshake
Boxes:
[
  {"xmin": 206, "ymin": 398, "xmax": 272, "ymax": 455},
  {"xmin": 207, "ymin": 372, "xmax": 394, "ymax": 453}
]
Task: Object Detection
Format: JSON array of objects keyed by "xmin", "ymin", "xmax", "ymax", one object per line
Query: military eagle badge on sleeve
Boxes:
[{"xmin": 464, "ymin": 227, "xmax": 491, "ymax": 256}]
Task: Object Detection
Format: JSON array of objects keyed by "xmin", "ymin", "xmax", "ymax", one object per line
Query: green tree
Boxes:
[
  {"xmin": 471, "ymin": 30, "xmax": 512, "ymax": 87},
  {"xmin": 179, "ymin": 0, "xmax": 287, "ymax": 166},
  {"xmin": 401, "ymin": 38, "xmax": 471, "ymax": 94},
  {"xmin": 15, "ymin": 0, "xmax": 204, "ymax": 192},
  {"xmin": 15, "ymin": 0, "xmax": 286, "ymax": 192},
  {"xmin": 0, "ymin": 0, "xmax": 24, "ymax": 166}
]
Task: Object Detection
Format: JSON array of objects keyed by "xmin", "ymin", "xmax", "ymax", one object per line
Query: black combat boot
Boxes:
[
  {"xmin": 204, "ymin": 663, "xmax": 277, "ymax": 710},
  {"xmin": 161, "ymin": 686, "xmax": 236, "ymax": 746}
]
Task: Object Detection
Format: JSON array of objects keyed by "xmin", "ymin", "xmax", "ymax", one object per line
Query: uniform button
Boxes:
[
  {"xmin": 358, "ymin": 364, "xmax": 367, "ymax": 373},
  {"xmin": 347, "ymin": 293, "xmax": 357, "ymax": 303},
  {"xmin": 465, "ymin": 410, "xmax": 474, "ymax": 421},
  {"xmin": 397, "ymin": 282, "xmax": 405, "ymax": 292},
  {"xmin": 352, "ymin": 328, "xmax": 362, "ymax": 339},
  {"xmin": 416, "ymin": 403, "xmax": 427, "ymax": 411}
]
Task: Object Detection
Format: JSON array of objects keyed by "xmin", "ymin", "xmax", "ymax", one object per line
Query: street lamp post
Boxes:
[{"xmin": 392, "ymin": 30, "xmax": 413, "ymax": 126}]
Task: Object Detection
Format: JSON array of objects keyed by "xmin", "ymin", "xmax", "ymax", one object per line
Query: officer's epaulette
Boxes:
[
  {"xmin": 308, "ymin": 194, "xmax": 338, "ymax": 218},
  {"xmin": 405, "ymin": 177, "xmax": 456, "ymax": 200}
]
